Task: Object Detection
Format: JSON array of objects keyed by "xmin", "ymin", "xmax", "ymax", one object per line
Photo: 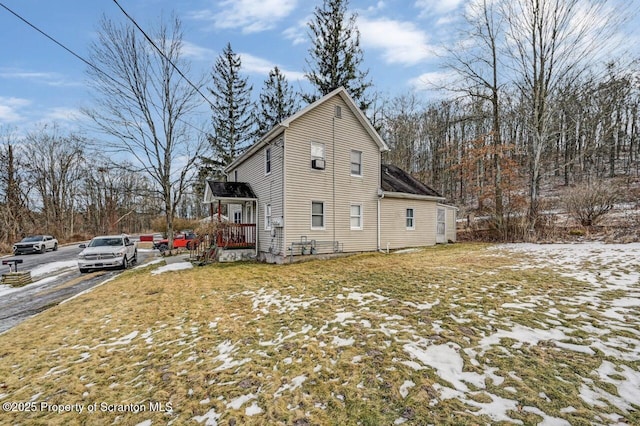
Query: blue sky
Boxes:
[
  {"xmin": 0, "ymin": 0, "xmax": 470, "ymax": 131},
  {"xmin": 0, "ymin": 0, "xmax": 638, "ymax": 133}
]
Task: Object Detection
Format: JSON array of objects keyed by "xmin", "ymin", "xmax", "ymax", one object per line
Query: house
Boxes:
[{"xmin": 203, "ymin": 87, "xmax": 457, "ymax": 263}]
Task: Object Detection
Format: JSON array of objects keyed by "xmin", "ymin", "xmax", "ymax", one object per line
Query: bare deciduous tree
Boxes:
[
  {"xmin": 503, "ymin": 0, "xmax": 628, "ymax": 229},
  {"xmin": 0, "ymin": 127, "xmax": 31, "ymax": 244},
  {"xmin": 24, "ymin": 124, "xmax": 85, "ymax": 237},
  {"xmin": 84, "ymin": 15, "xmax": 205, "ymax": 248},
  {"xmin": 445, "ymin": 0, "xmax": 506, "ymax": 231}
]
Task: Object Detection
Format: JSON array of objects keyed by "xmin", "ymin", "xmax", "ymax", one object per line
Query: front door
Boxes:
[
  {"xmin": 229, "ymin": 204, "xmax": 242, "ymax": 224},
  {"xmin": 436, "ymin": 207, "xmax": 446, "ymax": 243}
]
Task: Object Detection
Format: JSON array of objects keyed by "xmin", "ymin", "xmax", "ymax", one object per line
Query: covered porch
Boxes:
[{"xmin": 202, "ymin": 181, "xmax": 258, "ymax": 257}]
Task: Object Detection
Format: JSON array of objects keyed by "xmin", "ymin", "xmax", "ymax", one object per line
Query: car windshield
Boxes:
[
  {"xmin": 88, "ymin": 238, "xmax": 124, "ymax": 248},
  {"xmin": 21, "ymin": 236, "xmax": 43, "ymax": 242}
]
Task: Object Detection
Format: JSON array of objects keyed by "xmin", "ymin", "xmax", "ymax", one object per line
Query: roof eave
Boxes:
[
  {"xmin": 204, "ymin": 196, "xmax": 257, "ymax": 204},
  {"xmin": 381, "ymin": 191, "xmax": 445, "ymax": 202},
  {"xmin": 335, "ymin": 89, "xmax": 389, "ymax": 152},
  {"xmin": 225, "ymin": 126, "xmax": 287, "ymax": 172}
]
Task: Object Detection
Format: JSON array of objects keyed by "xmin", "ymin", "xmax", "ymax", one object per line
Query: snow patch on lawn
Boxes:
[{"xmin": 151, "ymin": 262, "xmax": 193, "ymax": 275}]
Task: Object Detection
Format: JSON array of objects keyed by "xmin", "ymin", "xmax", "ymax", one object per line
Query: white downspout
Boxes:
[
  {"xmin": 255, "ymin": 202, "xmax": 259, "ymax": 258},
  {"xmin": 377, "ymin": 189, "xmax": 384, "ymax": 252}
]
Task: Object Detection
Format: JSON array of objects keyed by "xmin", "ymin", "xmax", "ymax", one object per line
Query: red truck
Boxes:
[{"xmin": 153, "ymin": 232, "xmax": 197, "ymax": 252}]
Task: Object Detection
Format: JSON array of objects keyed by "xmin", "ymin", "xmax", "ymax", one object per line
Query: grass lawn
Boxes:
[{"xmin": 0, "ymin": 243, "xmax": 638, "ymax": 425}]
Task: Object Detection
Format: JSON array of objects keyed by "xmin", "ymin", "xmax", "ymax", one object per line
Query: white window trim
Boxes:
[
  {"xmin": 264, "ymin": 203, "xmax": 272, "ymax": 231},
  {"xmin": 265, "ymin": 147, "xmax": 272, "ymax": 176},
  {"xmin": 350, "ymin": 150, "xmax": 362, "ymax": 177},
  {"xmin": 311, "ymin": 201, "xmax": 325, "ymax": 230},
  {"xmin": 311, "ymin": 141, "xmax": 326, "ymax": 171},
  {"xmin": 350, "ymin": 203, "xmax": 363, "ymax": 230},
  {"xmin": 406, "ymin": 208, "xmax": 415, "ymax": 230}
]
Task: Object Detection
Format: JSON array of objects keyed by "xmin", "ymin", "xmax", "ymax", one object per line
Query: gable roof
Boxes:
[
  {"xmin": 204, "ymin": 181, "xmax": 257, "ymax": 202},
  {"xmin": 381, "ymin": 164, "xmax": 443, "ymax": 199},
  {"xmin": 226, "ymin": 87, "xmax": 389, "ymax": 172}
]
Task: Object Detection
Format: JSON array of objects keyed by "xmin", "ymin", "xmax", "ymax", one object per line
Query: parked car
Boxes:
[
  {"xmin": 77, "ymin": 235, "xmax": 137, "ymax": 273},
  {"xmin": 153, "ymin": 232, "xmax": 197, "ymax": 252},
  {"xmin": 13, "ymin": 235, "xmax": 58, "ymax": 255}
]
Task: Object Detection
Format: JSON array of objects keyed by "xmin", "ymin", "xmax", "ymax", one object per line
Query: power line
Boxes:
[
  {"xmin": 111, "ymin": 0, "xmax": 214, "ymax": 109},
  {"xmin": 0, "ymin": 1, "xmax": 210, "ymax": 137},
  {"xmin": 0, "ymin": 2, "xmax": 106, "ymax": 80}
]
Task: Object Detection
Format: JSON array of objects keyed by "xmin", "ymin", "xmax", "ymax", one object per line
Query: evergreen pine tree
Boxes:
[
  {"xmin": 304, "ymin": 0, "xmax": 372, "ymax": 110},
  {"xmin": 255, "ymin": 66, "xmax": 299, "ymax": 137},
  {"xmin": 203, "ymin": 42, "xmax": 254, "ymax": 180}
]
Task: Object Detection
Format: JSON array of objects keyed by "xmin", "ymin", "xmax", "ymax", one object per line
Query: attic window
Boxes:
[{"xmin": 335, "ymin": 105, "xmax": 342, "ymax": 118}]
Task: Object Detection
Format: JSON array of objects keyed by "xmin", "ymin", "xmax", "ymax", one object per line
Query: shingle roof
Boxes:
[
  {"xmin": 381, "ymin": 164, "xmax": 442, "ymax": 198},
  {"xmin": 205, "ymin": 181, "xmax": 257, "ymax": 199}
]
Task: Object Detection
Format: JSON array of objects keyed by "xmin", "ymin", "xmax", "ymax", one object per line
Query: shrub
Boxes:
[{"xmin": 564, "ymin": 181, "xmax": 619, "ymax": 227}]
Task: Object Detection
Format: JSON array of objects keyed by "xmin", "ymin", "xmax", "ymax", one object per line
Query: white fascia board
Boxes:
[{"xmin": 382, "ymin": 191, "xmax": 445, "ymax": 202}]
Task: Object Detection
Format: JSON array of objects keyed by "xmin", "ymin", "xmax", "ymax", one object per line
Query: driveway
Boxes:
[{"xmin": 0, "ymin": 243, "xmax": 158, "ymax": 334}]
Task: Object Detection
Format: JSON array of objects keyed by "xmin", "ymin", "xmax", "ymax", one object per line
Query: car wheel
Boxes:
[
  {"xmin": 132, "ymin": 250, "xmax": 138, "ymax": 264},
  {"xmin": 79, "ymin": 268, "xmax": 89, "ymax": 273},
  {"xmin": 121, "ymin": 256, "xmax": 128, "ymax": 270},
  {"xmin": 158, "ymin": 244, "xmax": 168, "ymax": 253},
  {"xmin": 40, "ymin": 245, "xmax": 46, "ymax": 254},
  {"xmin": 53, "ymin": 243, "xmax": 58, "ymax": 251}
]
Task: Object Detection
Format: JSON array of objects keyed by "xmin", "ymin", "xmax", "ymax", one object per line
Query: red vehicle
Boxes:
[{"xmin": 153, "ymin": 232, "xmax": 197, "ymax": 252}]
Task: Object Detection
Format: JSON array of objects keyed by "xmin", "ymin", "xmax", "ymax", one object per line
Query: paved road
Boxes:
[{"xmin": 0, "ymin": 243, "xmax": 158, "ymax": 334}]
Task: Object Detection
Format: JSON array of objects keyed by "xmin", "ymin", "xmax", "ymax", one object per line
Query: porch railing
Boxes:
[{"xmin": 216, "ymin": 223, "xmax": 256, "ymax": 249}]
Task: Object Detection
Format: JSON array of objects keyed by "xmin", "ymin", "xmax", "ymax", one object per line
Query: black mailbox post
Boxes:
[{"xmin": 2, "ymin": 259, "xmax": 24, "ymax": 272}]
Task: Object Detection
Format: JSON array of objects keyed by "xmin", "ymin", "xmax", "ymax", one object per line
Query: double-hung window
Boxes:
[
  {"xmin": 265, "ymin": 147, "xmax": 271, "ymax": 175},
  {"xmin": 350, "ymin": 204, "xmax": 362, "ymax": 230},
  {"xmin": 406, "ymin": 208, "xmax": 415, "ymax": 230},
  {"xmin": 265, "ymin": 204, "xmax": 272, "ymax": 230},
  {"xmin": 311, "ymin": 201, "xmax": 325, "ymax": 229},
  {"xmin": 350, "ymin": 150, "xmax": 362, "ymax": 176}
]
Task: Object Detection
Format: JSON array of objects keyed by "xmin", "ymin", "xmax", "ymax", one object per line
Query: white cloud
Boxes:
[
  {"xmin": 0, "ymin": 97, "xmax": 30, "ymax": 123},
  {"xmin": 408, "ymin": 71, "xmax": 457, "ymax": 91},
  {"xmin": 190, "ymin": 0, "xmax": 299, "ymax": 34},
  {"xmin": 43, "ymin": 107, "xmax": 82, "ymax": 122},
  {"xmin": 415, "ymin": 0, "xmax": 465, "ymax": 16},
  {"xmin": 239, "ymin": 53, "xmax": 305, "ymax": 81},
  {"xmin": 180, "ymin": 40, "xmax": 216, "ymax": 61},
  {"xmin": 358, "ymin": 17, "xmax": 435, "ymax": 66},
  {"xmin": 283, "ymin": 18, "xmax": 309, "ymax": 46},
  {"xmin": 365, "ymin": 1, "xmax": 386, "ymax": 13},
  {"xmin": 0, "ymin": 69, "xmax": 81, "ymax": 87}
]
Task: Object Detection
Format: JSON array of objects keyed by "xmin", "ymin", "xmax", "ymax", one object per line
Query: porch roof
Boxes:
[{"xmin": 204, "ymin": 181, "xmax": 258, "ymax": 203}]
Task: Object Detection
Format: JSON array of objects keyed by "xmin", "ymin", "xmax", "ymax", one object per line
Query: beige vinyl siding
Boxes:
[
  {"xmin": 229, "ymin": 135, "xmax": 285, "ymax": 255},
  {"xmin": 284, "ymin": 96, "xmax": 380, "ymax": 253},
  {"xmin": 380, "ymin": 197, "xmax": 437, "ymax": 249}
]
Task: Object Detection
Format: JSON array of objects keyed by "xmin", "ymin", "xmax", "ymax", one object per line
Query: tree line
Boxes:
[{"xmin": 0, "ymin": 0, "xmax": 637, "ymax": 249}]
